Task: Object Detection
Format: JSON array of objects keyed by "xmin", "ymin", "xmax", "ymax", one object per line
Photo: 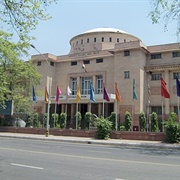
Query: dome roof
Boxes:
[{"xmin": 82, "ymin": 27, "xmax": 128, "ymax": 34}]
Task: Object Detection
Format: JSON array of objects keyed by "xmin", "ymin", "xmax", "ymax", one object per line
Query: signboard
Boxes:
[{"xmin": 0, "ymin": 100, "xmax": 13, "ymax": 115}]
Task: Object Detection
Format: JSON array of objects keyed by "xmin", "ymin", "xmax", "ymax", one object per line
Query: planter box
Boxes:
[{"xmin": 0, "ymin": 126, "xmax": 165, "ymax": 141}]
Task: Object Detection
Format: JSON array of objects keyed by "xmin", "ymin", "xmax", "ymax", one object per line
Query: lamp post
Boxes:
[{"xmin": 30, "ymin": 44, "xmax": 51, "ymax": 137}]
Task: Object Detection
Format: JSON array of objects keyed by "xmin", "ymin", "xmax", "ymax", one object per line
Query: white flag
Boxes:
[{"xmin": 67, "ymin": 86, "xmax": 72, "ymax": 96}]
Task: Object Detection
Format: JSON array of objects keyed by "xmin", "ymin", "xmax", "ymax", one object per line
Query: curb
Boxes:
[{"xmin": 0, "ymin": 134, "xmax": 180, "ymax": 150}]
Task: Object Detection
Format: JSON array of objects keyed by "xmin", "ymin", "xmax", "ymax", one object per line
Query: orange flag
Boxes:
[
  {"xmin": 115, "ymin": 82, "xmax": 122, "ymax": 102},
  {"xmin": 45, "ymin": 86, "xmax": 49, "ymax": 103}
]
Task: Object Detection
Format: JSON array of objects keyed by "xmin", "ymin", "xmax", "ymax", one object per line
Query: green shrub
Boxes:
[
  {"xmin": 75, "ymin": 111, "xmax": 82, "ymax": 129},
  {"xmin": 84, "ymin": 112, "xmax": 92, "ymax": 129},
  {"xmin": 165, "ymin": 112, "xmax": 180, "ymax": 143},
  {"xmin": 151, "ymin": 112, "xmax": 159, "ymax": 132},
  {"xmin": 124, "ymin": 111, "xmax": 132, "ymax": 131},
  {"xmin": 139, "ymin": 111, "xmax": 146, "ymax": 132},
  {"xmin": 60, "ymin": 112, "xmax": 67, "ymax": 129},
  {"xmin": 96, "ymin": 117, "xmax": 112, "ymax": 139},
  {"xmin": 52, "ymin": 113, "xmax": 59, "ymax": 128},
  {"xmin": 33, "ymin": 112, "xmax": 39, "ymax": 127},
  {"xmin": 107, "ymin": 112, "xmax": 116, "ymax": 130},
  {"xmin": 120, "ymin": 125, "xmax": 126, "ymax": 131},
  {"xmin": 43, "ymin": 113, "xmax": 47, "ymax": 128}
]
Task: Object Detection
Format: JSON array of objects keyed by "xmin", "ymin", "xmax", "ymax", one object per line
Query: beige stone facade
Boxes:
[{"xmin": 31, "ymin": 28, "xmax": 180, "ymax": 129}]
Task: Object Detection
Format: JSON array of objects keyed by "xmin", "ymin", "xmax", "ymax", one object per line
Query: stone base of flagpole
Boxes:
[{"xmin": 45, "ymin": 130, "xmax": 49, "ymax": 137}]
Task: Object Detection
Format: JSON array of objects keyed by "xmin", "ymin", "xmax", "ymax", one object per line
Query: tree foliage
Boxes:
[
  {"xmin": 149, "ymin": 0, "xmax": 180, "ymax": 39},
  {"xmin": 0, "ymin": 30, "xmax": 41, "ymax": 112},
  {"xmin": 0, "ymin": 0, "xmax": 58, "ymax": 42}
]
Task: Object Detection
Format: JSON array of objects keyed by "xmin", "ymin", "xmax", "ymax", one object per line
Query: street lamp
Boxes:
[{"xmin": 30, "ymin": 44, "xmax": 51, "ymax": 137}]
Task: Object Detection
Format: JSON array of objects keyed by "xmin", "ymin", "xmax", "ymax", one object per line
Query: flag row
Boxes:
[{"xmin": 32, "ymin": 77, "xmax": 180, "ymax": 103}]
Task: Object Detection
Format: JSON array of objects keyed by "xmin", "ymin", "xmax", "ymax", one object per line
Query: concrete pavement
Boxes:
[{"xmin": 0, "ymin": 132, "xmax": 180, "ymax": 149}]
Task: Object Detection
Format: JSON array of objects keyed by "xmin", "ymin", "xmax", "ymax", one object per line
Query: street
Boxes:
[{"xmin": 0, "ymin": 137, "xmax": 180, "ymax": 180}]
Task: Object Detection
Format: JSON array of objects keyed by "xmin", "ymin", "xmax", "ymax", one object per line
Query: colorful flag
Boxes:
[
  {"xmin": 76, "ymin": 86, "xmax": 81, "ymax": 103},
  {"xmin": 115, "ymin": 82, "xmax": 121, "ymax": 102},
  {"xmin": 32, "ymin": 85, "xmax": 37, "ymax": 102},
  {"xmin": 67, "ymin": 86, "xmax": 72, "ymax": 96},
  {"xmin": 82, "ymin": 62, "xmax": 87, "ymax": 72},
  {"xmin": 133, "ymin": 79, "xmax": 138, "ymax": 100},
  {"xmin": 45, "ymin": 86, "xmax": 49, "ymax": 103},
  {"xmin": 161, "ymin": 78, "xmax": 170, "ymax": 98},
  {"xmin": 103, "ymin": 86, "xmax": 110, "ymax": 101},
  {"xmin": 90, "ymin": 83, "xmax": 96, "ymax": 102},
  {"xmin": 56, "ymin": 86, "xmax": 61, "ymax": 104},
  {"xmin": 176, "ymin": 77, "xmax": 180, "ymax": 97}
]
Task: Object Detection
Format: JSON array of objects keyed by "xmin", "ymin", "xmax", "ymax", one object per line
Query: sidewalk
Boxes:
[{"xmin": 0, "ymin": 132, "xmax": 180, "ymax": 149}]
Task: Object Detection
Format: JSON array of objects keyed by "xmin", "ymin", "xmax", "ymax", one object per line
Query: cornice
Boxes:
[{"xmin": 145, "ymin": 64, "xmax": 180, "ymax": 71}]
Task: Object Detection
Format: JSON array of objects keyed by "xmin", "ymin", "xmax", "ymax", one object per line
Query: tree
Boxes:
[
  {"xmin": 0, "ymin": 0, "xmax": 58, "ymax": 42},
  {"xmin": 0, "ymin": 30, "xmax": 41, "ymax": 113},
  {"xmin": 149, "ymin": 0, "xmax": 180, "ymax": 39}
]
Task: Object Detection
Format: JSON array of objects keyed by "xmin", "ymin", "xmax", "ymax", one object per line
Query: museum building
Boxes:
[{"xmin": 31, "ymin": 27, "xmax": 180, "ymax": 129}]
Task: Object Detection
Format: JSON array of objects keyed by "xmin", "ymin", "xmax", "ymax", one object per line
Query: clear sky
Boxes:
[{"xmin": 28, "ymin": 0, "xmax": 178, "ymax": 59}]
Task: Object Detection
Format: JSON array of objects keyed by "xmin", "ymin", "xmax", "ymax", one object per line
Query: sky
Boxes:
[{"xmin": 14, "ymin": 0, "xmax": 179, "ymax": 59}]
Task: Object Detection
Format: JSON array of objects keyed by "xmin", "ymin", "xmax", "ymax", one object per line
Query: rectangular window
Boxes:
[
  {"xmin": 71, "ymin": 78, "xmax": 77, "ymax": 95},
  {"xmin": 71, "ymin": 61, "xmax": 77, "ymax": 66},
  {"xmin": 151, "ymin": 106, "xmax": 162, "ymax": 115},
  {"xmin": 50, "ymin": 61, "xmax": 54, "ymax": 66},
  {"xmin": 37, "ymin": 61, "xmax": 41, "ymax": 66},
  {"xmin": 174, "ymin": 106, "xmax": 179, "ymax": 115},
  {"xmin": 94, "ymin": 38, "xmax": 96, "ymax": 42},
  {"xmin": 81, "ymin": 39, "xmax": 83, "ymax": 44},
  {"xmin": 109, "ymin": 37, "xmax": 112, "ymax": 42},
  {"xmin": 102, "ymin": 37, "xmax": 104, "ymax": 42},
  {"xmin": 151, "ymin": 74, "xmax": 162, "ymax": 80},
  {"xmin": 83, "ymin": 60, "xmax": 90, "ymax": 64},
  {"xmin": 151, "ymin": 54, "xmax": 162, "ymax": 59},
  {"xmin": 124, "ymin": 71, "xmax": 130, "ymax": 79},
  {"xmin": 96, "ymin": 75, "xmax": 103, "ymax": 94},
  {"xmin": 81, "ymin": 77, "xmax": 92, "ymax": 95},
  {"xmin": 87, "ymin": 38, "xmax": 89, "ymax": 43},
  {"xmin": 173, "ymin": 72, "xmax": 180, "ymax": 79},
  {"xmin": 96, "ymin": 58, "xmax": 103, "ymax": 63},
  {"xmin": 124, "ymin": 50, "xmax": 130, "ymax": 56},
  {"xmin": 117, "ymin": 38, "xmax": 119, "ymax": 43},
  {"xmin": 172, "ymin": 51, "xmax": 180, "ymax": 57}
]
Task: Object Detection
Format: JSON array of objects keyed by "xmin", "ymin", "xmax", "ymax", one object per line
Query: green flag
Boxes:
[{"xmin": 133, "ymin": 79, "xmax": 138, "ymax": 100}]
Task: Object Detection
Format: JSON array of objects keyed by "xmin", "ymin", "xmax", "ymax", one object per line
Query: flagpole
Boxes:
[
  {"xmin": 162, "ymin": 98, "xmax": 164, "ymax": 132},
  {"xmin": 89, "ymin": 101, "xmax": 91, "ymax": 129},
  {"xmin": 116, "ymin": 100, "xmax": 118, "ymax": 131},
  {"xmin": 178, "ymin": 97, "xmax": 180, "ymax": 123},
  {"xmin": 132, "ymin": 100, "xmax": 135, "ymax": 131},
  {"xmin": 54, "ymin": 103, "xmax": 57, "ymax": 128},
  {"xmin": 103, "ymin": 99, "xmax": 104, "ymax": 117},
  {"xmin": 76, "ymin": 103, "xmax": 78, "ymax": 129}
]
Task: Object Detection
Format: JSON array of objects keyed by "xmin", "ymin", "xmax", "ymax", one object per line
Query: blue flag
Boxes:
[
  {"xmin": 133, "ymin": 79, "xmax": 138, "ymax": 100},
  {"xmin": 90, "ymin": 83, "xmax": 96, "ymax": 102},
  {"xmin": 176, "ymin": 77, "xmax": 180, "ymax": 97},
  {"xmin": 32, "ymin": 85, "xmax": 37, "ymax": 102}
]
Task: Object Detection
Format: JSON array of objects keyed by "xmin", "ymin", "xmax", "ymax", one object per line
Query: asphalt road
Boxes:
[{"xmin": 0, "ymin": 137, "xmax": 180, "ymax": 180}]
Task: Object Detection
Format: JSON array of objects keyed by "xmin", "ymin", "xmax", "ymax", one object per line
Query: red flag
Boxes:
[
  {"xmin": 56, "ymin": 86, "xmax": 61, "ymax": 104},
  {"xmin": 161, "ymin": 78, "xmax": 170, "ymax": 98}
]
